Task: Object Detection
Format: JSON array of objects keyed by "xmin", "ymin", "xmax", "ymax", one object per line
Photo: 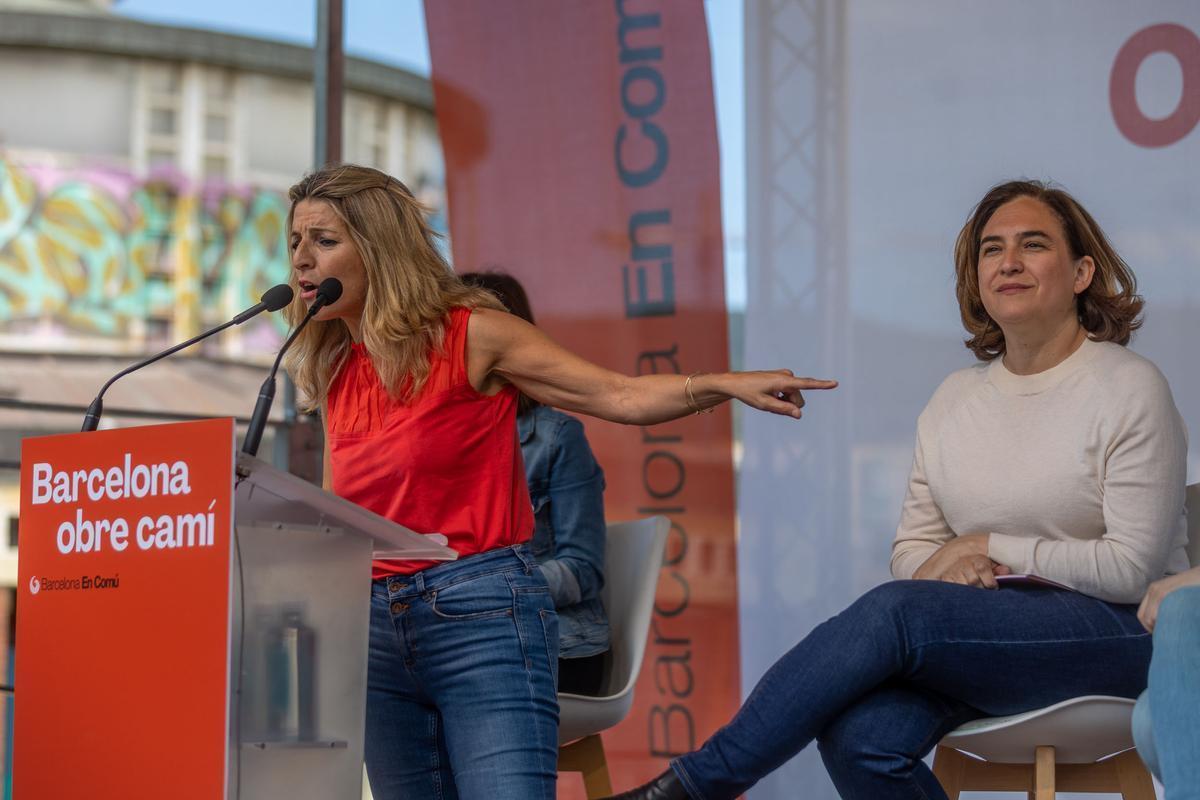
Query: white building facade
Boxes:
[{"xmin": 0, "ymin": 7, "xmax": 445, "ymax": 769}]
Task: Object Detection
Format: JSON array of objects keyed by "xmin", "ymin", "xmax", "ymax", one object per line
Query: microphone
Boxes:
[
  {"xmin": 81, "ymin": 284, "xmax": 295, "ymax": 432},
  {"xmin": 241, "ymin": 278, "xmax": 343, "ymax": 457},
  {"xmin": 231, "ymin": 283, "xmax": 296, "ymax": 324}
]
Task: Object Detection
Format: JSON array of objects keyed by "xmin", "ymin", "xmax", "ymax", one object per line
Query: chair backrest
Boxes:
[
  {"xmin": 1186, "ymin": 483, "xmax": 1200, "ymax": 568},
  {"xmin": 598, "ymin": 516, "xmax": 670, "ymax": 697}
]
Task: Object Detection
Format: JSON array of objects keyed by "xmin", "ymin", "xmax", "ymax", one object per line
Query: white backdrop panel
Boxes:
[{"xmin": 741, "ymin": 2, "xmax": 1199, "ymax": 798}]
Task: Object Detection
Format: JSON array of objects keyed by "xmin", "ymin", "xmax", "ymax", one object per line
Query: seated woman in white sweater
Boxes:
[{"xmin": 604, "ymin": 180, "xmax": 1188, "ymax": 800}]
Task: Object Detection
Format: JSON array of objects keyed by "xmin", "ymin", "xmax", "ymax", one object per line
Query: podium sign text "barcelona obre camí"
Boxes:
[{"xmin": 16, "ymin": 418, "xmax": 235, "ymax": 800}]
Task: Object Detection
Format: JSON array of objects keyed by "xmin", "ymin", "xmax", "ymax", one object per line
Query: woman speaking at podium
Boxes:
[{"xmin": 281, "ymin": 163, "xmax": 838, "ymax": 800}]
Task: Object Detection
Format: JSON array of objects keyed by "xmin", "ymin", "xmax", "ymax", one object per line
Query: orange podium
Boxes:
[{"xmin": 14, "ymin": 418, "xmax": 454, "ymax": 799}]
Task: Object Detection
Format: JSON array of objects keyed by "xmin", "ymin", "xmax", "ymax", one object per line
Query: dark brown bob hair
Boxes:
[{"xmin": 953, "ymin": 180, "xmax": 1143, "ymax": 361}]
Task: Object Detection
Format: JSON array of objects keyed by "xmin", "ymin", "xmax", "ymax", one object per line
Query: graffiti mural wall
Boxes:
[{"xmin": 0, "ymin": 156, "xmax": 292, "ymax": 357}]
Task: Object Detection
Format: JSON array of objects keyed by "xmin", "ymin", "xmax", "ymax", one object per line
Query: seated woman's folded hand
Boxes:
[
  {"xmin": 912, "ymin": 533, "xmax": 1011, "ymax": 588},
  {"xmin": 937, "ymin": 554, "xmax": 1012, "ymax": 589}
]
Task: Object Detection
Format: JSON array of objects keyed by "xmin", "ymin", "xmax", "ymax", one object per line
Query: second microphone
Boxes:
[{"xmin": 241, "ymin": 278, "xmax": 343, "ymax": 456}]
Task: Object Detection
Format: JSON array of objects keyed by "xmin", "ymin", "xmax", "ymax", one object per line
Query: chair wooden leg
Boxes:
[
  {"xmin": 558, "ymin": 734, "xmax": 613, "ymax": 799},
  {"xmin": 1035, "ymin": 745, "xmax": 1055, "ymax": 800},
  {"xmin": 1113, "ymin": 749, "xmax": 1156, "ymax": 800},
  {"xmin": 931, "ymin": 745, "xmax": 969, "ymax": 800}
]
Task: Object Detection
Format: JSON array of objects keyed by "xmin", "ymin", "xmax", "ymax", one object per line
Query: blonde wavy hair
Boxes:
[
  {"xmin": 283, "ymin": 164, "xmax": 502, "ymax": 410},
  {"xmin": 954, "ymin": 180, "xmax": 1144, "ymax": 361}
]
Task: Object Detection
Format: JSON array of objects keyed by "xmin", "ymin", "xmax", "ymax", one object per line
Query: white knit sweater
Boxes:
[{"xmin": 891, "ymin": 338, "xmax": 1189, "ymax": 604}]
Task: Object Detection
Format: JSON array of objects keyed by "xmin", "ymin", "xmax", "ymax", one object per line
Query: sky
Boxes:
[{"xmin": 111, "ymin": 0, "xmax": 749, "ymax": 307}]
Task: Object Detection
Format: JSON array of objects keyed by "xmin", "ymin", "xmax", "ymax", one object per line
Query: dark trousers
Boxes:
[{"xmin": 672, "ymin": 580, "xmax": 1152, "ymax": 800}]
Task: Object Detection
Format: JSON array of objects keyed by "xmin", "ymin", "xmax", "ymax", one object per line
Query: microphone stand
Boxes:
[
  {"xmin": 82, "ymin": 319, "xmax": 244, "ymax": 432},
  {"xmin": 241, "ymin": 283, "xmax": 340, "ymax": 457},
  {"xmin": 81, "ymin": 285, "xmax": 292, "ymax": 432}
]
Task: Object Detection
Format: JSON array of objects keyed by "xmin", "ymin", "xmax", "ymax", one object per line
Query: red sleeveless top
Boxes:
[{"xmin": 325, "ymin": 307, "xmax": 534, "ymax": 577}]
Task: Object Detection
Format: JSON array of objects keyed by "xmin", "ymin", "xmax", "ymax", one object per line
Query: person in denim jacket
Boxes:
[
  {"xmin": 462, "ymin": 271, "xmax": 611, "ymax": 695},
  {"xmin": 521, "ymin": 404, "xmax": 610, "ymax": 693},
  {"xmin": 1132, "ymin": 565, "xmax": 1200, "ymax": 798}
]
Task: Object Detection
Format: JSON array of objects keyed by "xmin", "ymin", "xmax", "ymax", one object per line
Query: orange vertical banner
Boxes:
[{"xmin": 426, "ymin": 0, "xmax": 737, "ymax": 792}]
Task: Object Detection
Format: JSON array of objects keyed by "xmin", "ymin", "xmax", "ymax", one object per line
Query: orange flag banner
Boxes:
[{"xmin": 426, "ymin": 1, "xmax": 738, "ymax": 792}]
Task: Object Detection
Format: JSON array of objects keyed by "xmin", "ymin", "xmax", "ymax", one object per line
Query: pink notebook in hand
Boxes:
[{"xmin": 995, "ymin": 574, "xmax": 1074, "ymax": 591}]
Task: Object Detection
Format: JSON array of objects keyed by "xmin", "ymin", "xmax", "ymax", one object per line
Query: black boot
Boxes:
[{"xmin": 601, "ymin": 768, "xmax": 689, "ymax": 800}]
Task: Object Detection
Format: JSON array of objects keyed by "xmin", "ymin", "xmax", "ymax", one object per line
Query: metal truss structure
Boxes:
[{"xmin": 739, "ymin": 1, "xmax": 848, "ymax": 796}]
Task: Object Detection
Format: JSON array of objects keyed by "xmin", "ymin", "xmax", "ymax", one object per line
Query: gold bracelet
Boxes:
[{"xmin": 684, "ymin": 372, "xmax": 714, "ymax": 415}]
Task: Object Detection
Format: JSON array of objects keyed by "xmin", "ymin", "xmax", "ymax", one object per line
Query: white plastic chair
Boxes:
[
  {"xmin": 557, "ymin": 516, "xmax": 670, "ymax": 798},
  {"xmin": 932, "ymin": 482, "xmax": 1200, "ymax": 799},
  {"xmin": 933, "ymin": 697, "xmax": 1153, "ymax": 799}
]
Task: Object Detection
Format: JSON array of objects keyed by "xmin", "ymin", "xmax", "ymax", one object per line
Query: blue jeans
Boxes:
[
  {"xmin": 1132, "ymin": 585, "xmax": 1200, "ymax": 800},
  {"xmin": 672, "ymin": 580, "xmax": 1151, "ymax": 800},
  {"xmin": 363, "ymin": 544, "xmax": 560, "ymax": 799}
]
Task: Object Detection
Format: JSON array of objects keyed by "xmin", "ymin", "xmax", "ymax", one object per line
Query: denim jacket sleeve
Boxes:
[{"xmin": 535, "ymin": 413, "xmax": 607, "ymax": 608}]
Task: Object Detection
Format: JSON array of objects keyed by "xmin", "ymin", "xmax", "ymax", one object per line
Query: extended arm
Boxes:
[{"xmin": 466, "ymin": 307, "xmax": 837, "ymax": 424}]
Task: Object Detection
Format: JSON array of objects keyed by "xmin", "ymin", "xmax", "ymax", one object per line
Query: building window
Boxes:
[
  {"xmin": 147, "ymin": 65, "xmax": 181, "ymax": 95},
  {"xmin": 205, "ymin": 69, "xmax": 234, "ymax": 101},
  {"xmin": 145, "ymin": 317, "xmax": 172, "ymax": 349},
  {"xmin": 201, "ymin": 68, "xmax": 235, "ymax": 180},
  {"xmin": 204, "ymin": 113, "xmax": 228, "ymax": 143},
  {"xmin": 351, "ymin": 98, "xmax": 389, "ymax": 168},
  {"xmin": 7, "ymin": 517, "xmax": 16, "ymax": 549},
  {"xmin": 142, "ymin": 62, "xmax": 184, "ymax": 171},
  {"xmin": 137, "ymin": 63, "xmax": 236, "ymax": 180},
  {"xmin": 371, "ymin": 104, "xmax": 388, "ymax": 166},
  {"xmin": 203, "ymin": 155, "xmax": 228, "ymax": 177},
  {"xmin": 150, "ymin": 108, "xmax": 177, "ymax": 136}
]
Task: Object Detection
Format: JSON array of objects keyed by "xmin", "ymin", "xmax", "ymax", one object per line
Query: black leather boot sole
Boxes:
[{"xmin": 600, "ymin": 768, "xmax": 689, "ymax": 800}]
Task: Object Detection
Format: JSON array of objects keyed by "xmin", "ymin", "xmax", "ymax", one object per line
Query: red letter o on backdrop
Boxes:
[{"xmin": 1110, "ymin": 23, "xmax": 1200, "ymax": 148}]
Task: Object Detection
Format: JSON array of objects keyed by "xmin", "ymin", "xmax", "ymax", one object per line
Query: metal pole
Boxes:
[
  {"xmin": 282, "ymin": 0, "xmax": 345, "ymax": 480},
  {"xmin": 313, "ymin": 0, "xmax": 345, "ymax": 167}
]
